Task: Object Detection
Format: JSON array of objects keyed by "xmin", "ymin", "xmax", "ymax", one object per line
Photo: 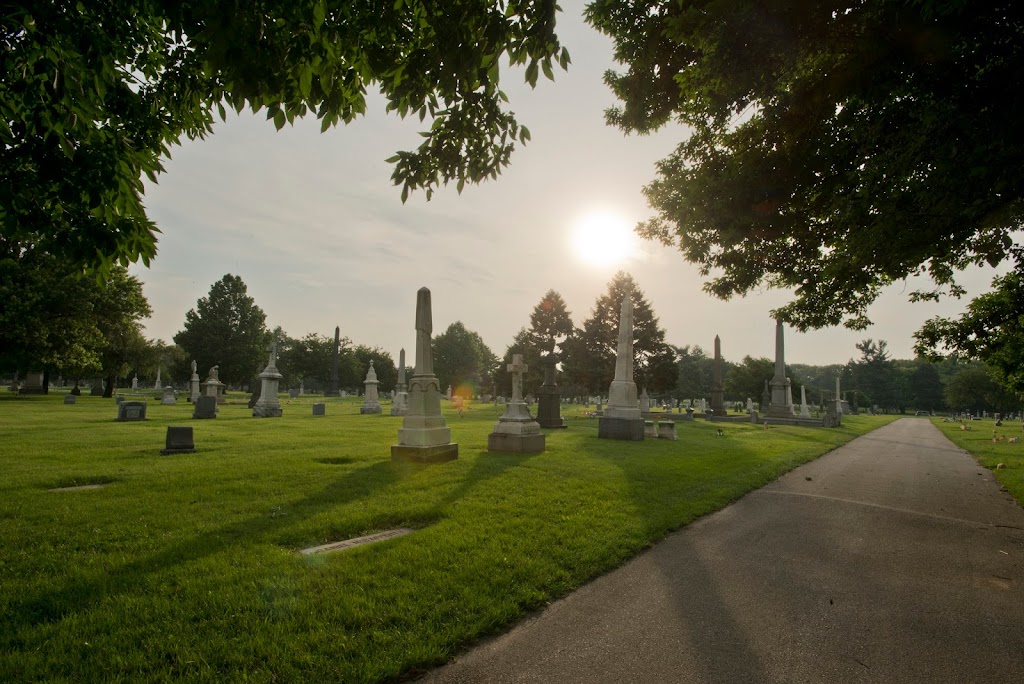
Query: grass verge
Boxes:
[
  {"xmin": 0, "ymin": 392, "xmax": 895, "ymax": 682},
  {"xmin": 932, "ymin": 417, "xmax": 1024, "ymax": 506}
]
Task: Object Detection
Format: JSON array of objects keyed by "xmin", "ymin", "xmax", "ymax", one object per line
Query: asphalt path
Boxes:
[{"xmin": 420, "ymin": 418, "xmax": 1024, "ymax": 683}]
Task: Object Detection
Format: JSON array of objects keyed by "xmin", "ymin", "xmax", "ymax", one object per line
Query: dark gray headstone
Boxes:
[
  {"xmin": 288, "ymin": 388, "xmax": 300, "ymax": 399},
  {"xmin": 192, "ymin": 395, "xmax": 217, "ymax": 419},
  {"xmin": 116, "ymin": 401, "xmax": 147, "ymax": 421},
  {"xmin": 312, "ymin": 403, "xmax": 326, "ymax": 416},
  {"xmin": 63, "ymin": 394, "xmax": 76, "ymax": 405},
  {"xmin": 160, "ymin": 426, "xmax": 196, "ymax": 455}
]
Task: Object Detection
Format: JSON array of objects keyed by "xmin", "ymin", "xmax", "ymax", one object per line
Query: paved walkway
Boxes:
[{"xmin": 422, "ymin": 418, "xmax": 1024, "ymax": 683}]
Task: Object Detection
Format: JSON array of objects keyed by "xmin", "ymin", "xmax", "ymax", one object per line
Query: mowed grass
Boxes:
[
  {"xmin": 932, "ymin": 417, "xmax": 1024, "ymax": 506},
  {"xmin": 0, "ymin": 392, "xmax": 896, "ymax": 682}
]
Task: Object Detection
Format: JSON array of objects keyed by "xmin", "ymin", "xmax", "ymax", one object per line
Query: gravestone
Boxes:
[
  {"xmin": 710, "ymin": 335, "xmax": 726, "ymax": 415},
  {"xmin": 312, "ymin": 403, "xmax": 326, "ymax": 416},
  {"xmin": 153, "ymin": 367, "xmax": 162, "ymax": 389},
  {"xmin": 192, "ymin": 395, "xmax": 217, "ymax": 419},
  {"xmin": 203, "ymin": 366, "xmax": 224, "ymax": 404},
  {"xmin": 392, "ymin": 287, "xmax": 458, "ymax": 463},
  {"xmin": 391, "ymin": 348, "xmax": 409, "ymax": 416},
  {"xmin": 657, "ymin": 421, "xmax": 678, "ymax": 440},
  {"xmin": 161, "ymin": 386, "xmax": 176, "ymax": 405},
  {"xmin": 189, "ymin": 360, "xmax": 201, "ymax": 403},
  {"xmin": 70, "ymin": 383, "xmax": 81, "ymax": 396},
  {"xmin": 252, "ymin": 342, "xmax": 284, "ymax": 417},
  {"xmin": 446, "ymin": 385, "xmax": 453, "ymax": 401},
  {"xmin": 18, "ymin": 371, "xmax": 45, "ymax": 395},
  {"xmin": 160, "ymin": 426, "xmax": 196, "ymax": 455},
  {"xmin": 131, "ymin": 374, "xmax": 138, "ymax": 390},
  {"xmin": 117, "ymin": 401, "xmax": 147, "ymax": 421},
  {"xmin": 644, "ymin": 420, "xmax": 657, "ymax": 439},
  {"xmin": 639, "ymin": 389, "xmax": 650, "ymax": 413},
  {"xmin": 63, "ymin": 394, "xmax": 76, "ymax": 405},
  {"xmin": 599, "ymin": 297, "xmax": 644, "ymax": 440},
  {"xmin": 765, "ymin": 320, "xmax": 795, "ymax": 418},
  {"xmin": 799, "ymin": 385, "xmax": 811, "ymax": 418},
  {"xmin": 360, "ymin": 361, "xmax": 382, "ymax": 414},
  {"xmin": 288, "ymin": 388, "xmax": 299, "ymax": 399},
  {"xmin": 488, "ymin": 354, "xmax": 546, "ymax": 454},
  {"xmin": 536, "ymin": 354, "xmax": 567, "ymax": 429}
]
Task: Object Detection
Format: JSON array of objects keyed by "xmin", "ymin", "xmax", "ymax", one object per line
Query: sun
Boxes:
[{"xmin": 570, "ymin": 211, "xmax": 636, "ymax": 267}]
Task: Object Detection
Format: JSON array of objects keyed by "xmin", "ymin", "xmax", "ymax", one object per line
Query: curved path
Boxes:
[{"xmin": 421, "ymin": 418, "xmax": 1024, "ymax": 683}]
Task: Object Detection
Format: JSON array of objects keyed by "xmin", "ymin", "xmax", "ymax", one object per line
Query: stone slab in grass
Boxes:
[
  {"xmin": 300, "ymin": 528, "xmax": 414, "ymax": 555},
  {"xmin": 48, "ymin": 483, "xmax": 110, "ymax": 492}
]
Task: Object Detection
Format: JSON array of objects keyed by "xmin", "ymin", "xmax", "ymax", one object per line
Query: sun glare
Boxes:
[{"xmin": 571, "ymin": 211, "xmax": 636, "ymax": 267}]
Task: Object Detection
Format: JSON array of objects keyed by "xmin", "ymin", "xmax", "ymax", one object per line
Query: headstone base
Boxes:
[
  {"xmin": 643, "ymin": 420, "xmax": 658, "ymax": 439},
  {"xmin": 657, "ymin": 421, "xmax": 678, "ymax": 440},
  {"xmin": 252, "ymin": 405, "xmax": 283, "ymax": 418},
  {"xmin": 360, "ymin": 405, "xmax": 382, "ymax": 414},
  {"xmin": 537, "ymin": 417, "xmax": 567, "ymax": 429},
  {"xmin": 391, "ymin": 443, "xmax": 459, "ymax": 463},
  {"xmin": 487, "ymin": 432, "xmax": 546, "ymax": 454},
  {"xmin": 598, "ymin": 416, "xmax": 645, "ymax": 441},
  {"xmin": 18, "ymin": 387, "xmax": 45, "ymax": 395}
]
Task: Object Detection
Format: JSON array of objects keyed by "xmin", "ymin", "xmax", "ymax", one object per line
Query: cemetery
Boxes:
[{"xmin": 2, "ymin": 382, "xmax": 904, "ymax": 682}]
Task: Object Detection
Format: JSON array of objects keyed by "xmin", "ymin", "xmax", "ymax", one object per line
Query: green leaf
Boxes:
[{"xmin": 313, "ymin": 2, "xmax": 326, "ymax": 29}]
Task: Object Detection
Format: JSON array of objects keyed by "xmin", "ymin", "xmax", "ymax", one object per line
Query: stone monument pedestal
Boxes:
[
  {"xmin": 599, "ymin": 415, "xmax": 645, "ymax": 441},
  {"xmin": 487, "ymin": 401, "xmax": 545, "ymax": 454}
]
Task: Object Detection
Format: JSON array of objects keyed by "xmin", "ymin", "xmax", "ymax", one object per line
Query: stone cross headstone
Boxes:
[
  {"xmin": 392, "ymin": 287, "xmax": 458, "ymax": 462},
  {"xmin": 599, "ymin": 297, "xmax": 644, "ymax": 440},
  {"xmin": 488, "ymin": 354, "xmax": 545, "ymax": 453}
]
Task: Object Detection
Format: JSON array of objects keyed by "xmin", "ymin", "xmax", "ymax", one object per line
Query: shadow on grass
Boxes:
[{"xmin": 4, "ymin": 460, "xmax": 400, "ymax": 633}]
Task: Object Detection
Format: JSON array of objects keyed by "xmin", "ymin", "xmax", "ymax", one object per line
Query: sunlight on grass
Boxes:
[{"xmin": 0, "ymin": 392, "xmax": 895, "ymax": 681}]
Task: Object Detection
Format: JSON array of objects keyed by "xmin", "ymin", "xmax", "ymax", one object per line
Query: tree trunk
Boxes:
[{"xmin": 102, "ymin": 373, "xmax": 116, "ymax": 398}]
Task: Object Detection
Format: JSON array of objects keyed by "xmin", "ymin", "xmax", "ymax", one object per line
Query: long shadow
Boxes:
[{"xmin": 4, "ymin": 460, "xmax": 400, "ymax": 633}]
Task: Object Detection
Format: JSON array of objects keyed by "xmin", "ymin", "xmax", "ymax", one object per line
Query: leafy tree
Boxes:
[
  {"xmin": 849, "ymin": 339, "xmax": 898, "ymax": 411},
  {"xmin": 278, "ymin": 332, "xmax": 343, "ymax": 391},
  {"xmin": 4, "ymin": 1, "xmax": 568, "ymax": 270},
  {"xmin": 527, "ymin": 290, "xmax": 576, "ymax": 355},
  {"xmin": 915, "ymin": 269, "xmax": 1024, "ymax": 397},
  {"xmin": 432, "ymin": 321, "xmax": 498, "ymax": 395},
  {"xmin": 724, "ymin": 356, "xmax": 774, "ymax": 406},
  {"xmin": 908, "ymin": 360, "xmax": 945, "ymax": 413},
  {"xmin": 562, "ymin": 271, "xmax": 674, "ymax": 395},
  {"xmin": 498, "ymin": 327, "xmax": 545, "ymax": 398},
  {"xmin": 943, "ymin": 365, "xmax": 1009, "ymax": 416},
  {"xmin": 674, "ymin": 345, "xmax": 711, "ymax": 400},
  {"xmin": 586, "ymin": 1, "xmax": 1024, "ymax": 333},
  {"xmin": 174, "ymin": 274, "xmax": 269, "ymax": 386}
]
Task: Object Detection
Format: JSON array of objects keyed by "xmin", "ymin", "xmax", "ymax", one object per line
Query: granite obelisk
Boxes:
[
  {"xmin": 326, "ymin": 326, "xmax": 341, "ymax": 396},
  {"xmin": 710, "ymin": 334, "xmax": 725, "ymax": 415},
  {"xmin": 765, "ymin": 319, "xmax": 794, "ymax": 418},
  {"xmin": 598, "ymin": 297, "xmax": 644, "ymax": 440}
]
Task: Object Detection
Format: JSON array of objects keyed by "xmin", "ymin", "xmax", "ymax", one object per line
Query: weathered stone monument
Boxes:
[
  {"xmin": 391, "ymin": 288, "xmax": 458, "ymax": 463},
  {"xmin": 391, "ymin": 348, "xmax": 409, "ymax": 416},
  {"xmin": 252, "ymin": 343, "xmax": 283, "ymax": 418},
  {"xmin": 189, "ymin": 360, "xmax": 200, "ymax": 403},
  {"xmin": 131, "ymin": 374, "xmax": 138, "ymax": 390},
  {"xmin": 160, "ymin": 426, "xmax": 196, "ymax": 455},
  {"xmin": 360, "ymin": 361, "xmax": 382, "ymax": 414},
  {"xmin": 835, "ymin": 377, "xmax": 844, "ymax": 416},
  {"xmin": 799, "ymin": 385, "xmax": 811, "ymax": 418},
  {"xmin": 312, "ymin": 403, "xmax": 325, "ymax": 416},
  {"xmin": 639, "ymin": 388, "xmax": 650, "ymax": 414},
  {"xmin": 117, "ymin": 401, "xmax": 147, "ymax": 421},
  {"xmin": 765, "ymin": 320, "xmax": 795, "ymax": 418},
  {"xmin": 161, "ymin": 386, "xmax": 176, "ymax": 405},
  {"xmin": 535, "ymin": 354, "xmax": 567, "ymax": 429},
  {"xmin": 487, "ymin": 354, "xmax": 546, "ymax": 453},
  {"xmin": 446, "ymin": 384, "xmax": 453, "ymax": 401},
  {"xmin": 153, "ymin": 367, "xmax": 162, "ymax": 389},
  {"xmin": 710, "ymin": 334, "xmax": 726, "ymax": 415},
  {"xmin": 203, "ymin": 366, "xmax": 224, "ymax": 404},
  {"xmin": 598, "ymin": 297, "xmax": 644, "ymax": 441},
  {"xmin": 326, "ymin": 326, "xmax": 341, "ymax": 396}
]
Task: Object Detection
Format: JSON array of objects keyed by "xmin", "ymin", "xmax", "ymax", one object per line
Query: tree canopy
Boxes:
[
  {"xmin": 586, "ymin": 0, "xmax": 1024, "ymax": 334},
  {"xmin": 173, "ymin": 274, "xmax": 269, "ymax": 386},
  {"xmin": 432, "ymin": 321, "xmax": 498, "ymax": 395},
  {"xmin": 2, "ymin": 0, "xmax": 568, "ymax": 270}
]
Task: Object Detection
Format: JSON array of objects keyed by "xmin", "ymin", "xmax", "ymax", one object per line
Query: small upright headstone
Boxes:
[
  {"xmin": 391, "ymin": 348, "xmax": 409, "ymax": 416},
  {"xmin": 288, "ymin": 388, "xmax": 299, "ymax": 399},
  {"xmin": 639, "ymin": 389, "xmax": 650, "ymax": 414},
  {"xmin": 192, "ymin": 395, "xmax": 217, "ymax": 419},
  {"xmin": 131, "ymin": 374, "xmax": 138, "ymax": 390},
  {"xmin": 446, "ymin": 385, "xmax": 453, "ymax": 401},
  {"xmin": 161, "ymin": 386, "xmax": 176, "ymax": 405},
  {"xmin": 160, "ymin": 426, "xmax": 196, "ymax": 455},
  {"xmin": 252, "ymin": 343, "xmax": 284, "ymax": 418},
  {"xmin": 312, "ymin": 403, "xmax": 326, "ymax": 416},
  {"xmin": 63, "ymin": 394, "xmax": 76, "ymax": 405},
  {"xmin": 117, "ymin": 401, "xmax": 147, "ymax": 421}
]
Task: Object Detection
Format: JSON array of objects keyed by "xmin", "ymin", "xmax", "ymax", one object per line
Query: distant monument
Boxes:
[
  {"xmin": 391, "ymin": 288, "xmax": 458, "ymax": 462},
  {"xmin": 326, "ymin": 326, "xmax": 341, "ymax": 396},
  {"xmin": 710, "ymin": 335, "xmax": 726, "ymax": 415},
  {"xmin": 598, "ymin": 297, "xmax": 644, "ymax": 440},
  {"xmin": 252, "ymin": 343, "xmax": 283, "ymax": 417},
  {"xmin": 535, "ymin": 354, "xmax": 567, "ymax": 429},
  {"xmin": 360, "ymin": 361, "xmax": 382, "ymax": 414},
  {"xmin": 189, "ymin": 360, "xmax": 201, "ymax": 403},
  {"xmin": 391, "ymin": 348, "xmax": 409, "ymax": 416},
  {"xmin": 800, "ymin": 385, "xmax": 811, "ymax": 418},
  {"xmin": 487, "ymin": 354, "xmax": 545, "ymax": 453},
  {"xmin": 153, "ymin": 367, "xmax": 162, "ymax": 390},
  {"xmin": 765, "ymin": 320, "xmax": 795, "ymax": 418}
]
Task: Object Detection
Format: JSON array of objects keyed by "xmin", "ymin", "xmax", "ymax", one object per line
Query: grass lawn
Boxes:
[
  {"xmin": 932, "ymin": 416, "xmax": 1024, "ymax": 506},
  {"xmin": 1, "ymin": 392, "xmax": 896, "ymax": 682}
]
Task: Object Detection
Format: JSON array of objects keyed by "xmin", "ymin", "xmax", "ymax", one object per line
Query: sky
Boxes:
[{"xmin": 133, "ymin": 4, "xmax": 1001, "ymax": 368}]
